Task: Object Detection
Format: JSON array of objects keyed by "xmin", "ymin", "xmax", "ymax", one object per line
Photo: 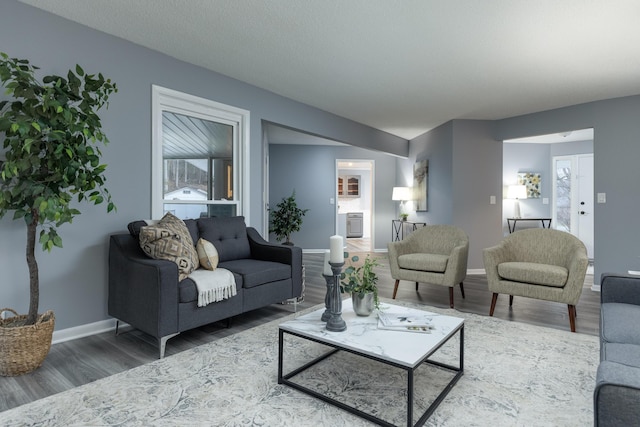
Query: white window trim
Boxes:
[{"xmin": 151, "ymin": 85, "xmax": 250, "ymax": 221}]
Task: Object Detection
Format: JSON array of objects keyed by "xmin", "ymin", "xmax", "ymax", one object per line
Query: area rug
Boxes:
[{"xmin": 1, "ymin": 299, "xmax": 599, "ymax": 426}]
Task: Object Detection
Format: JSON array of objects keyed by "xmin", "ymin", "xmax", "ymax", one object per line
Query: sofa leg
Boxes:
[
  {"xmin": 568, "ymin": 305, "xmax": 577, "ymax": 332},
  {"xmin": 158, "ymin": 332, "xmax": 180, "ymax": 359},
  {"xmin": 449, "ymin": 287, "xmax": 454, "ymax": 308},
  {"xmin": 509, "ymin": 295, "xmax": 514, "ymax": 307},
  {"xmin": 459, "ymin": 282, "xmax": 465, "ymax": 299},
  {"xmin": 415, "ymin": 282, "xmax": 419, "ymax": 291},
  {"xmin": 490, "ymin": 293, "xmax": 498, "ymax": 316},
  {"xmin": 392, "ymin": 280, "xmax": 400, "ymax": 299}
]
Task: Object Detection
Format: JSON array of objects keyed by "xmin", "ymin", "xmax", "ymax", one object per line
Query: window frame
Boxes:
[{"xmin": 151, "ymin": 85, "xmax": 250, "ymax": 221}]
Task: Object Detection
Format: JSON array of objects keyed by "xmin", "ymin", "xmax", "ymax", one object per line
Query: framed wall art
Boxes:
[
  {"xmin": 517, "ymin": 172, "xmax": 541, "ymax": 198},
  {"xmin": 413, "ymin": 159, "xmax": 428, "ymax": 211}
]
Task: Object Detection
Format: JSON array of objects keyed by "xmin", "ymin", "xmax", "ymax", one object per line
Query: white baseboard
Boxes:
[
  {"xmin": 467, "ymin": 269, "xmax": 486, "ymax": 275},
  {"xmin": 52, "ymin": 318, "xmax": 118, "ymax": 345},
  {"xmin": 591, "ymin": 284, "xmax": 601, "ymax": 292}
]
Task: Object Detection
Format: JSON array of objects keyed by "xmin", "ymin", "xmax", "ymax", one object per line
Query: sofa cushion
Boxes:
[
  {"xmin": 198, "ymin": 216, "xmax": 251, "ymax": 262},
  {"xmin": 138, "ymin": 213, "xmax": 199, "ymax": 281},
  {"xmin": 602, "ymin": 342, "xmax": 640, "ymax": 367},
  {"xmin": 398, "ymin": 253, "xmax": 449, "ymax": 273},
  {"xmin": 196, "ymin": 238, "xmax": 219, "ymax": 270},
  {"xmin": 497, "ymin": 261, "xmax": 568, "ymax": 287},
  {"xmin": 601, "ymin": 302, "xmax": 640, "ymax": 346},
  {"xmin": 219, "ymin": 259, "xmax": 291, "ymax": 289}
]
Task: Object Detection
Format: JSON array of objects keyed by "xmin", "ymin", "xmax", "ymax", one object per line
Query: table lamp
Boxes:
[
  {"xmin": 507, "ymin": 184, "xmax": 527, "ymax": 218},
  {"xmin": 392, "ymin": 186, "xmax": 412, "ymax": 217}
]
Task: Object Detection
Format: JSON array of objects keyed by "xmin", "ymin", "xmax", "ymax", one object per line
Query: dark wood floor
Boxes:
[{"xmin": 0, "ymin": 252, "xmax": 600, "ymax": 413}]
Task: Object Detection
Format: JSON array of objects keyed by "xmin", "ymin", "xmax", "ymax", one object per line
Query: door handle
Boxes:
[{"xmin": 580, "ymin": 211, "xmax": 586, "ymax": 215}]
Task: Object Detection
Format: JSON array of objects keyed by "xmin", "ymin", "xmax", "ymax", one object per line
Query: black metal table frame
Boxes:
[
  {"xmin": 278, "ymin": 325, "xmax": 464, "ymax": 427},
  {"xmin": 506, "ymin": 217, "xmax": 552, "ymax": 233},
  {"xmin": 392, "ymin": 220, "xmax": 427, "ymax": 242}
]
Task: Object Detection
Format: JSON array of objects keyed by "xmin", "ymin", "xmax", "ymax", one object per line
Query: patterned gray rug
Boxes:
[{"xmin": 1, "ymin": 300, "xmax": 598, "ymax": 426}]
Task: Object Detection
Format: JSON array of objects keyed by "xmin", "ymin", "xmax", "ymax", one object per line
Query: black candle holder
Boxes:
[{"xmin": 326, "ymin": 261, "xmax": 347, "ymax": 332}]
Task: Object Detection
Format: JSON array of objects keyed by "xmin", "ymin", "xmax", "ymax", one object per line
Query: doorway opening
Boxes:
[
  {"xmin": 503, "ymin": 128, "xmax": 594, "ymax": 273},
  {"xmin": 336, "ymin": 159, "xmax": 374, "ymax": 253}
]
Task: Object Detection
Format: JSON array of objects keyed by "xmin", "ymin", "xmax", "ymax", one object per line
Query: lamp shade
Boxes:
[
  {"xmin": 392, "ymin": 186, "xmax": 412, "ymax": 201},
  {"xmin": 507, "ymin": 185, "xmax": 527, "ymax": 200}
]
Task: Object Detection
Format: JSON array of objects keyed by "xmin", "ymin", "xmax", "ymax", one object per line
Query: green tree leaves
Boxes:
[{"xmin": 0, "ymin": 52, "xmax": 118, "ymax": 251}]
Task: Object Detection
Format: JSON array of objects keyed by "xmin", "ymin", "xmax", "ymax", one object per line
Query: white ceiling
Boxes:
[{"xmin": 20, "ymin": 0, "xmax": 640, "ymax": 140}]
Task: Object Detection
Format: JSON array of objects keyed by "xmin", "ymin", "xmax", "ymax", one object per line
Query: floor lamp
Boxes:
[{"xmin": 507, "ymin": 185, "xmax": 527, "ymax": 218}]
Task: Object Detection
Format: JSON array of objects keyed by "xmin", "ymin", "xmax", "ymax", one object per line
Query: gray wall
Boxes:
[
  {"xmin": 0, "ymin": 1, "xmax": 406, "ymax": 330},
  {"xmin": 268, "ymin": 144, "xmax": 397, "ymax": 250},
  {"xmin": 496, "ymin": 96, "xmax": 640, "ymax": 282},
  {"xmin": 403, "ymin": 120, "xmax": 502, "ymax": 269},
  {"xmin": 503, "ymin": 143, "xmax": 552, "ymax": 226}
]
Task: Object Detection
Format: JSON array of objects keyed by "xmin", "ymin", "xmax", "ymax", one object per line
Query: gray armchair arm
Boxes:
[
  {"xmin": 108, "ymin": 234, "xmax": 180, "ymax": 338},
  {"xmin": 601, "ymin": 273, "xmax": 640, "ymax": 306},
  {"xmin": 482, "ymin": 241, "xmax": 510, "ymax": 284},
  {"xmin": 444, "ymin": 243, "xmax": 469, "ymax": 285},
  {"xmin": 594, "ymin": 360, "xmax": 640, "ymax": 426}
]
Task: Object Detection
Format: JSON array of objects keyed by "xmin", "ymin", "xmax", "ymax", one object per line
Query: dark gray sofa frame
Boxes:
[{"xmin": 108, "ymin": 216, "xmax": 303, "ymax": 358}]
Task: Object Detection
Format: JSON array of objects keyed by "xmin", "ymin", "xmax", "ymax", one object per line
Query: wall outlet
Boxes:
[
  {"xmin": 597, "ymin": 193, "xmax": 606, "ymax": 203},
  {"xmin": 329, "ymin": 198, "xmax": 334, "ymax": 204},
  {"xmin": 490, "ymin": 195, "xmax": 496, "ymax": 205},
  {"xmin": 542, "ymin": 198, "xmax": 549, "ymax": 205}
]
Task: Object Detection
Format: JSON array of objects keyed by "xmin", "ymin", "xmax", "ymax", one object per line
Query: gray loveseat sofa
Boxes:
[
  {"xmin": 108, "ymin": 216, "xmax": 303, "ymax": 358},
  {"xmin": 594, "ymin": 273, "xmax": 640, "ymax": 426}
]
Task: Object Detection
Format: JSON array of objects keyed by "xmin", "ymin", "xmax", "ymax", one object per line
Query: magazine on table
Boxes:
[{"xmin": 377, "ymin": 311, "xmax": 434, "ymax": 333}]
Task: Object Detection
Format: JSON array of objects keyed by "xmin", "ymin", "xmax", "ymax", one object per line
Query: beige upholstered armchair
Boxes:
[
  {"xmin": 483, "ymin": 228, "xmax": 588, "ymax": 332},
  {"xmin": 387, "ymin": 225, "xmax": 469, "ymax": 308}
]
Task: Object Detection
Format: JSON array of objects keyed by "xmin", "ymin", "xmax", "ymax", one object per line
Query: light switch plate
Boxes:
[
  {"xmin": 542, "ymin": 198, "xmax": 549, "ymax": 205},
  {"xmin": 490, "ymin": 195, "xmax": 496, "ymax": 205},
  {"xmin": 597, "ymin": 193, "xmax": 606, "ymax": 203}
]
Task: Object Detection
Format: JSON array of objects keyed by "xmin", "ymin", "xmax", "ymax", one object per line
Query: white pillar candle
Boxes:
[
  {"xmin": 323, "ymin": 250, "xmax": 332, "ymax": 276},
  {"xmin": 329, "ymin": 235, "xmax": 343, "ymax": 263}
]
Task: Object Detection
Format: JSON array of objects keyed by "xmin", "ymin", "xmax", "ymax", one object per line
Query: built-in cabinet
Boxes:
[{"xmin": 338, "ymin": 175, "xmax": 360, "ymax": 197}]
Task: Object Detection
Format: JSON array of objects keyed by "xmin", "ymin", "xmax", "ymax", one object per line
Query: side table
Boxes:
[
  {"xmin": 506, "ymin": 217, "xmax": 552, "ymax": 233},
  {"xmin": 392, "ymin": 220, "xmax": 427, "ymax": 241}
]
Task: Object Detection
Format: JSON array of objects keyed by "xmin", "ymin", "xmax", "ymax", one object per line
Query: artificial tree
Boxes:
[
  {"xmin": 269, "ymin": 190, "xmax": 309, "ymax": 245},
  {"xmin": 0, "ymin": 52, "xmax": 117, "ymax": 326}
]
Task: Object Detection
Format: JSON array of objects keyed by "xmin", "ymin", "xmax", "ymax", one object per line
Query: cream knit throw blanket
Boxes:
[{"xmin": 189, "ymin": 268, "xmax": 237, "ymax": 307}]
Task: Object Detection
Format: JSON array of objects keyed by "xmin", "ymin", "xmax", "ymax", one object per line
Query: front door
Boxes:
[{"xmin": 552, "ymin": 154, "xmax": 594, "ymax": 259}]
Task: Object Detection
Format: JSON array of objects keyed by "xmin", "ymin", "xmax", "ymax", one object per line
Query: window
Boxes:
[{"xmin": 152, "ymin": 86, "xmax": 250, "ymax": 220}]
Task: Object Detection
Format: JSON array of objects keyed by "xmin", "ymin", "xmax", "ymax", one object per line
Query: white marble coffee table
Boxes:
[{"xmin": 278, "ymin": 299, "xmax": 464, "ymax": 427}]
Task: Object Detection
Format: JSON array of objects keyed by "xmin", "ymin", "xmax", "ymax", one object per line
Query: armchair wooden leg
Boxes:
[
  {"xmin": 568, "ymin": 305, "xmax": 577, "ymax": 332},
  {"xmin": 448, "ymin": 287, "xmax": 454, "ymax": 308},
  {"xmin": 509, "ymin": 295, "xmax": 514, "ymax": 307},
  {"xmin": 490, "ymin": 293, "xmax": 498, "ymax": 316},
  {"xmin": 459, "ymin": 282, "xmax": 465, "ymax": 299},
  {"xmin": 392, "ymin": 279, "xmax": 400, "ymax": 299}
]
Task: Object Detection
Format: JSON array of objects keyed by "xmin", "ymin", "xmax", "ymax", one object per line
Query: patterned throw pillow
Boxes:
[
  {"xmin": 196, "ymin": 238, "xmax": 219, "ymax": 270},
  {"xmin": 138, "ymin": 213, "xmax": 198, "ymax": 281}
]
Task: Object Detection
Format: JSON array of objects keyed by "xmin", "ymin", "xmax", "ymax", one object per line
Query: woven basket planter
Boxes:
[{"xmin": 0, "ymin": 308, "xmax": 55, "ymax": 376}]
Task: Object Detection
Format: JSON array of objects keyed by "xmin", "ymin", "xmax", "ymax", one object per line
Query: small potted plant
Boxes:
[
  {"xmin": 341, "ymin": 253, "xmax": 380, "ymax": 316},
  {"xmin": 269, "ymin": 190, "xmax": 309, "ymax": 245},
  {"xmin": 399, "ymin": 213, "xmax": 409, "ymax": 222}
]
